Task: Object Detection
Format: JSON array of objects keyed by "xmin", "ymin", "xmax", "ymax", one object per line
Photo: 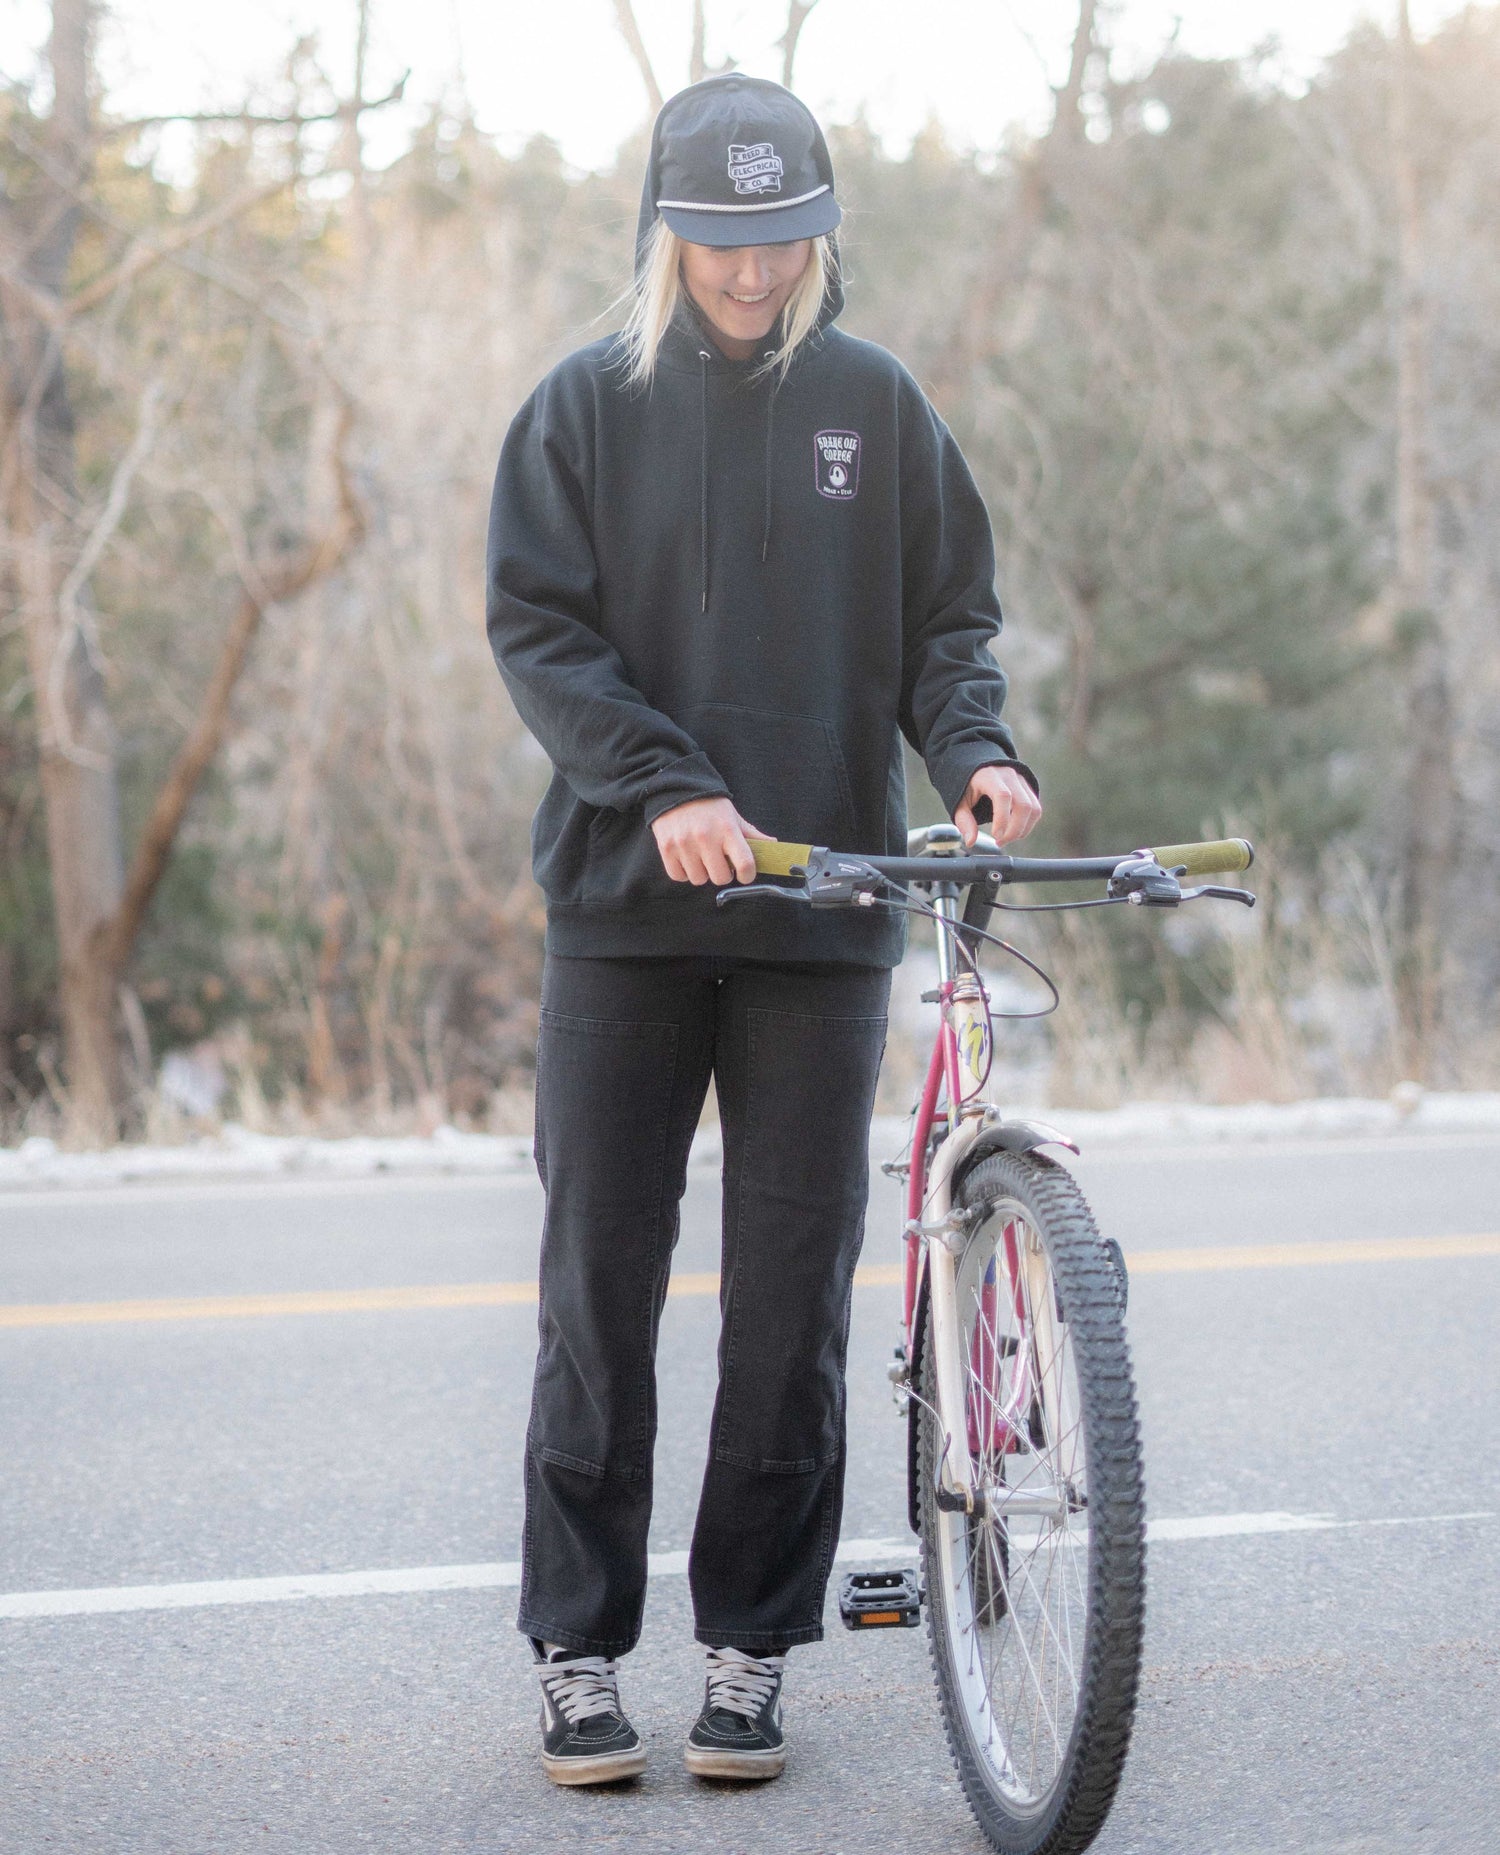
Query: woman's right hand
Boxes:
[{"xmin": 650, "ymin": 796, "xmax": 769, "ymax": 886}]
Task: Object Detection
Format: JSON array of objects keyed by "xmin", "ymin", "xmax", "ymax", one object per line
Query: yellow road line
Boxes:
[
  {"xmin": 1128, "ymin": 1234, "xmax": 1500, "ymax": 1274},
  {"xmin": 849, "ymin": 1237, "xmax": 1500, "ymax": 1281},
  {"xmin": 0, "ymin": 1270, "xmax": 725, "ymax": 1330},
  {"xmin": 0, "ymin": 1281, "xmax": 538, "ymax": 1328},
  {"xmin": 1, "ymin": 1235, "xmax": 1496, "ymax": 1331}
]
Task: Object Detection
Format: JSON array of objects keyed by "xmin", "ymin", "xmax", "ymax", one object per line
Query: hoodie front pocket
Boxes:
[
  {"xmin": 582, "ymin": 803, "xmax": 678, "ymax": 906},
  {"xmin": 685, "ymin": 703, "xmax": 857, "ymax": 849}
]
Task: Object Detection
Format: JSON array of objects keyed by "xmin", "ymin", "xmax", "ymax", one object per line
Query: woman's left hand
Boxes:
[{"xmin": 955, "ymin": 765, "xmax": 1043, "ymax": 849}]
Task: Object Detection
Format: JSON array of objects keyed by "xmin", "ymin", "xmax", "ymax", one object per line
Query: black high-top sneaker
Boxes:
[
  {"xmin": 683, "ymin": 1645, "xmax": 787, "ymax": 1780},
  {"xmin": 532, "ymin": 1640, "xmax": 646, "ymax": 1786}
]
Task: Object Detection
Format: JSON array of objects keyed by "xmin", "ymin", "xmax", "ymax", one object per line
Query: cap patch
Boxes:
[
  {"xmin": 815, "ymin": 430, "xmax": 861, "ymax": 500},
  {"xmin": 728, "ymin": 143, "xmax": 784, "ymax": 195}
]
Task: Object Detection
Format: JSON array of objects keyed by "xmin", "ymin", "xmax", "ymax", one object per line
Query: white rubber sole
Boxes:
[
  {"xmin": 683, "ymin": 1741, "xmax": 787, "ymax": 1781},
  {"xmin": 541, "ymin": 1745, "xmax": 647, "ymax": 1786}
]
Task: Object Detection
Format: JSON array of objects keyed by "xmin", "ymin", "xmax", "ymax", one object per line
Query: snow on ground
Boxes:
[{"xmin": 3, "ymin": 1091, "xmax": 1499, "ymax": 1191}]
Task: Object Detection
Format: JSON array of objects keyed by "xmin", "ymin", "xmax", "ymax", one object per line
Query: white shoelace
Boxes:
[
  {"xmin": 537, "ymin": 1653, "xmax": 623, "ymax": 1726},
  {"xmin": 704, "ymin": 1645, "xmax": 786, "ymax": 1721}
]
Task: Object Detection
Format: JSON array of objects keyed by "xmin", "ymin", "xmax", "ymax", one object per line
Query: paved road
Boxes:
[{"xmin": 2, "ymin": 1134, "xmax": 1497, "ymax": 1854}]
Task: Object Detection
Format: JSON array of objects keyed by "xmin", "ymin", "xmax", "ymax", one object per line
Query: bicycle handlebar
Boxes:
[{"xmin": 748, "ymin": 834, "xmax": 1255, "ymax": 886}]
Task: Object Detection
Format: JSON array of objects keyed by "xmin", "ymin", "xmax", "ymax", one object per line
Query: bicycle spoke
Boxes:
[
  {"xmin": 998, "ymin": 1522, "xmax": 1080, "ymax": 1713},
  {"xmin": 944, "ymin": 1208, "xmax": 1089, "ymax": 1802}
]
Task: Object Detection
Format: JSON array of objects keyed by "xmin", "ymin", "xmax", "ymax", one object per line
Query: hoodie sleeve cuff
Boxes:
[
  {"xmin": 640, "ymin": 750, "xmax": 733, "ymax": 825},
  {"xmin": 932, "ymin": 750, "xmax": 1040, "ymax": 819}
]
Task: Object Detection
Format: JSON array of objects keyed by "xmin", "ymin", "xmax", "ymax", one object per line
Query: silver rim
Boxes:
[{"xmin": 929, "ymin": 1197, "xmax": 1089, "ymax": 1811}]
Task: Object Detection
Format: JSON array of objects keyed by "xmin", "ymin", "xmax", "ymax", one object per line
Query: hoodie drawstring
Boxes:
[
  {"xmin": 697, "ymin": 344, "xmax": 780, "ymax": 608},
  {"xmin": 698, "ymin": 349, "xmax": 711, "ymax": 613},
  {"xmin": 761, "ymin": 361, "xmax": 778, "ymax": 565}
]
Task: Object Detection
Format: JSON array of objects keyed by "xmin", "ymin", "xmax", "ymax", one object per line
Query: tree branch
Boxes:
[
  {"xmin": 44, "ymin": 376, "xmax": 168, "ymax": 768},
  {"xmin": 611, "ymin": 0, "xmax": 664, "ymax": 115},
  {"xmin": 779, "ymin": 0, "xmax": 820, "ymax": 90},
  {"xmin": 691, "ymin": 0, "xmax": 707, "ymax": 84},
  {"xmin": 925, "ymin": 0, "xmax": 1100, "ymax": 415},
  {"xmin": 56, "ymin": 376, "xmax": 166, "ymax": 632},
  {"xmin": 1054, "ymin": 0, "xmax": 1098, "ymax": 144},
  {"xmin": 98, "ymin": 73, "xmax": 409, "ymax": 138},
  {"xmin": 64, "ymin": 176, "xmax": 291, "ymax": 319}
]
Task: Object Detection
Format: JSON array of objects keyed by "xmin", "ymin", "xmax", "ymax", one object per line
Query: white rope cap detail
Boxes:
[{"xmin": 655, "ymin": 183, "xmax": 830, "ymax": 214}]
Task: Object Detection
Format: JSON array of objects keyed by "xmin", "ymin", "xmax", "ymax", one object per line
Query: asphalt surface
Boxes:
[{"xmin": 2, "ymin": 1133, "xmax": 1498, "ymax": 1854}]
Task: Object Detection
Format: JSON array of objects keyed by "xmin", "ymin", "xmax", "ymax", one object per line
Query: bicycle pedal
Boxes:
[{"xmin": 838, "ymin": 1568, "xmax": 923, "ymax": 1630}]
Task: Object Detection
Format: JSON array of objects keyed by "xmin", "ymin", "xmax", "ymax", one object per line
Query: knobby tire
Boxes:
[{"xmin": 916, "ymin": 1150, "xmax": 1145, "ymax": 1855}]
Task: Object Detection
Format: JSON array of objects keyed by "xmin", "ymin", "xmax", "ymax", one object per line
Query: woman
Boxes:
[{"xmin": 486, "ymin": 72, "xmax": 1041, "ymax": 1788}]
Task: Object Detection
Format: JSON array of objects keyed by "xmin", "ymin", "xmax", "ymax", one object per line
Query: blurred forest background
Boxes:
[{"xmin": 2, "ymin": 0, "xmax": 1498, "ymax": 1143}]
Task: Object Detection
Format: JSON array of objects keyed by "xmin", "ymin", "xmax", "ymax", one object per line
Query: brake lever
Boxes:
[
  {"xmin": 1107, "ymin": 852, "xmax": 1184, "ymax": 906},
  {"xmin": 1183, "ymin": 884, "xmax": 1257, "ymax": 908},
  {"xmin": 714, "ymin": 884, "xmax": 810, "ymax": 908}
]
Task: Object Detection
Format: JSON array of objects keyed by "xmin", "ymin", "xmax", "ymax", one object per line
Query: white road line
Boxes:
[
  {"xmin": 1147, "ymin": 1508, "xmax": 1496, "ymax": 1541},
  {"xmin": 2, "ymin": 1512, "xmax": 1490, "ymax": 1622},
  {"xmin": 0, "ymin": 1537, "xmax": 906, "ymax": 1622},
  {"xmin": 1148, "ymin": 1511, "xmax": 1336, "ymax": 1541},
  {"xmin": 0, "ymin": 1560, "xmax": 526, "ymax": 1619}
]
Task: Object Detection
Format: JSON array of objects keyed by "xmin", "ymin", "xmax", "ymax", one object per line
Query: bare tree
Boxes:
[
  {"xmin": 3, "ymin": 0, "xmax": 127, "ymax": 1135},
  {"xmin": 343, "ymin": 0, "xmax": 376, "ymax": 269},
  {"xmin": 690, "ymin": 0, "xmax": 707, "ymax": 84},
  {"xmin": 1389, "ymin": 0, "xmax": 1452, "ymax": 1076},
  {"xmin": 98, "ymin": 410, "xmax": 362, "ymax": 992},
  {"xmin": 3, "ymin": 2, "xmax": 1497, "ymax": 1138},
  {"xmin": 926, "ymin": 0, "xmax": 1099, "ymax": 415},
  {"xmin": 1054, "ymin": 0, "xmax": 1099, "ymax": 145},
  {"xmin": 611, "ymin": 0, "xmax": 664, "ymax": 114},
  {"xmin": 779, "ymin": 0, "xmax": 820, "ymax": 89},
  {"xmin": 0, "ymin": 1, "xmax": 369, "ymax": 1133}
]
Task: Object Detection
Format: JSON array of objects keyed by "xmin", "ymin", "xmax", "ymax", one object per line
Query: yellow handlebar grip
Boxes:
[
  {"xmin": 1151, "ymin": 837, "xmax": 1255, "ymax": 876},
  {"xmin": 751, "ymin": 838, "xmax": 815, "ymax": 878}
]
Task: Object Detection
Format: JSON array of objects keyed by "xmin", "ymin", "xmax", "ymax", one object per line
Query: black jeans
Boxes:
[{"xmin": 517, "ymin": 951, "xmax": 891, "ymax": 1658}]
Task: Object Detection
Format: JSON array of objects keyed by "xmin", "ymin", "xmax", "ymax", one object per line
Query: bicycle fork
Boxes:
[
  {"xmin": 915, "ymin": 1113, "xmax": 1073, "ymax": 1524},
  {"xmin": 907, "ymin": 885, "xmax": 1075, "ymax": 1525},
  {"xmin": 912, "ymin": 1112, "xmax": 992, "ymax": 1515}
]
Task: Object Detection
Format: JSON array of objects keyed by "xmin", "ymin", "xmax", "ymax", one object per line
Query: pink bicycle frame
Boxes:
[
  {"xmin": 901, "ymin": 923, "xmax": 1032, "ymax": 1463},
  {"xmin": 902, "ymin": 955, "xmax": 996, "ymax": 1342}
]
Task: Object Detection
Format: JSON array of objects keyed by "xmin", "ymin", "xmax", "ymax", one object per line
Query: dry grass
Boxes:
[
  {"xmin": 1039, "ymin": 846, "xmax": 1432, "ymax": 1109},
  {"xmin": 5, "ymin": 851, "xmax": 1495, "ymax": 1150}
]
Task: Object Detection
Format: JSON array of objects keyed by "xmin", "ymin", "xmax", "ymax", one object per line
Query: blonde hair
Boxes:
[{"xmin": 617, "ymin": 219, "xmax": 832, "ymax": 389}]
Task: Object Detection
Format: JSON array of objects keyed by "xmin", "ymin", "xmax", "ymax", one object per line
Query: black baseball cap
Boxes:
[{"xmin": 647, "ymin": 74, "xmax": 842, "ymax": 248}]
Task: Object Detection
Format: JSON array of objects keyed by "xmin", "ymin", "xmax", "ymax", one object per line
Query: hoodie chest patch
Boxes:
[{"xmin": 814, "ymin": 429, "xmax": 861, "ymax": 501}]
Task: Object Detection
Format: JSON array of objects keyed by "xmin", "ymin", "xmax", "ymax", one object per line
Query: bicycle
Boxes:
[{"xmin": 716, "ymin": 825, "xmax": 1256, "ymax": 1855}]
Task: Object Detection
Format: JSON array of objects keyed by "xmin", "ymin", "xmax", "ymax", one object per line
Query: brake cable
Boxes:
[
  {"xmin": 861, "ymin": 879, "xmax": 1063, "ymax": 1022},
  {"xmin": 986, "ymin": 894, "xmax": 1128, "ymax": 914}
]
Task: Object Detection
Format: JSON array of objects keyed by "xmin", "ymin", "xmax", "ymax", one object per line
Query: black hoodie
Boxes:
[{"xmin": 485, "ymin": 119, "xmax": 1035, "ymax": 969}]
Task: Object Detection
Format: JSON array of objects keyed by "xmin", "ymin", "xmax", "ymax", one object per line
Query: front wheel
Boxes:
[{"xmin": 916, "ymin": 1150, "xmax": 1145, "ymax": 1854}]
